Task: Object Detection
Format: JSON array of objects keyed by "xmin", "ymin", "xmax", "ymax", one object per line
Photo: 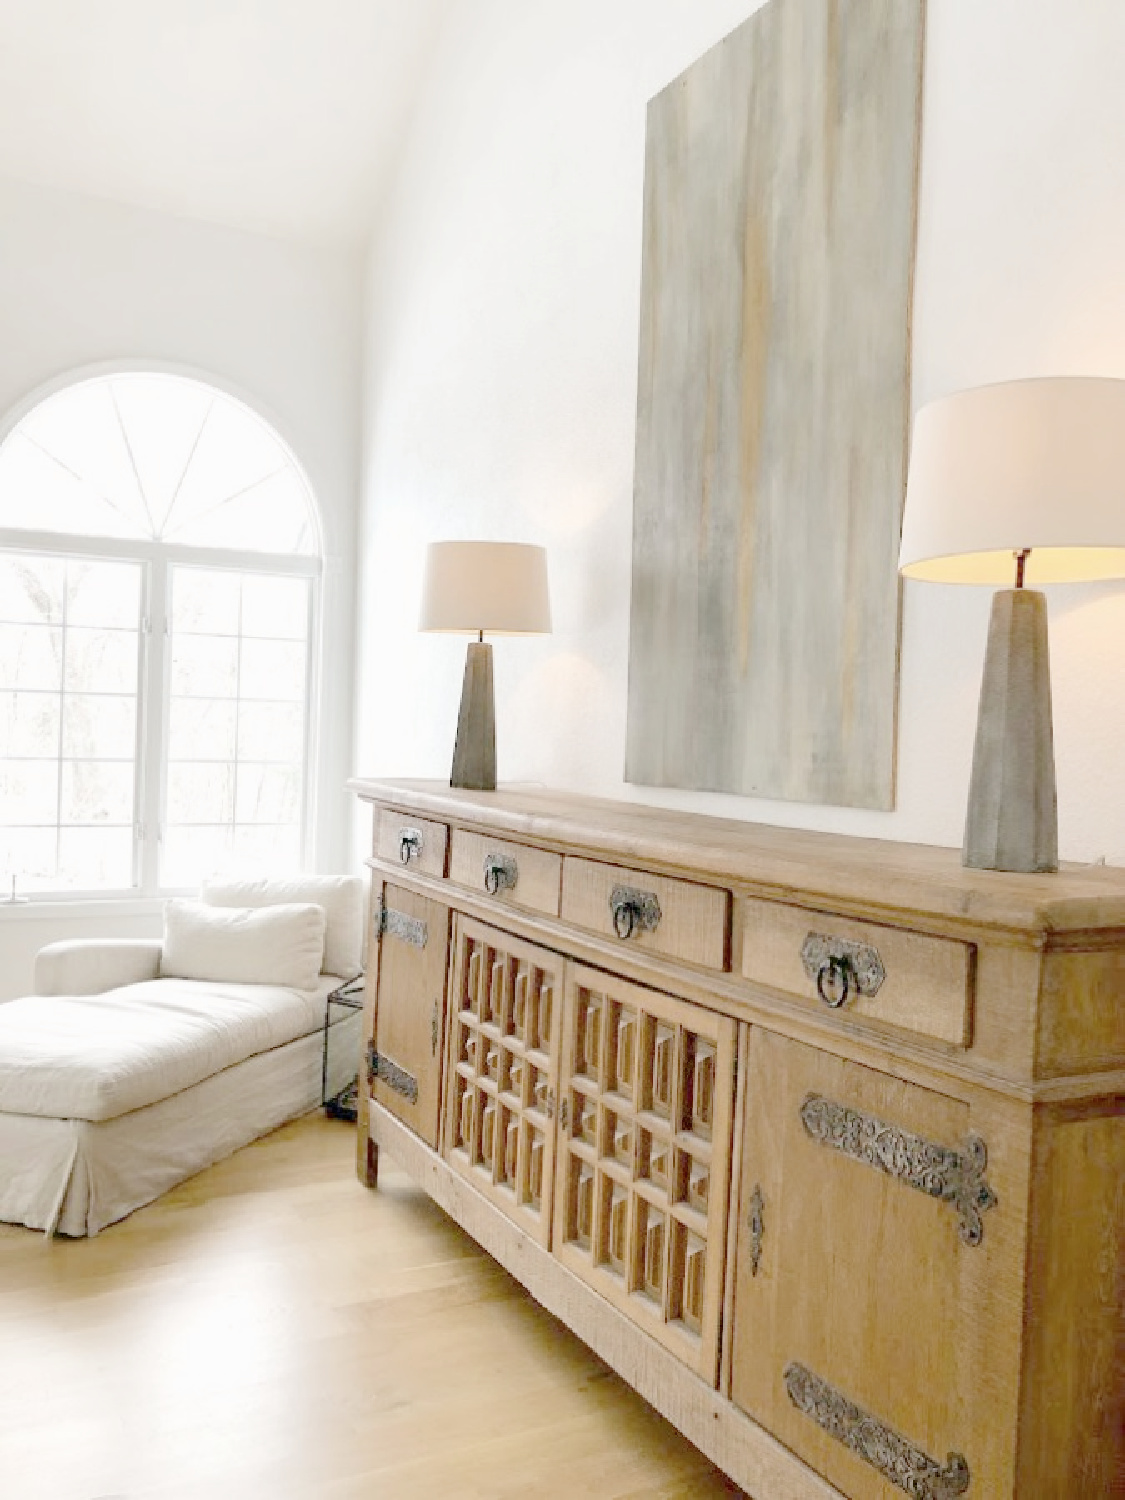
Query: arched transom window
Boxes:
[{"xmin": 0, "ymin": 372, "xmax": 321, "ymax": 896}]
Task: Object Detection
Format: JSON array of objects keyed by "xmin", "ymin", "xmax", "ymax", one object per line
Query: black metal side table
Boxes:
[{"xmin": 322, "ymin": 974, "xmax": 364, "ymax": 1121}]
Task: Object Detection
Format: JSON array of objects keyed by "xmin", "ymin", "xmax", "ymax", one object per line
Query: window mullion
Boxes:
[{"xmin": 138, "ymin": 561, "xmax": 169, "ymax": 895}]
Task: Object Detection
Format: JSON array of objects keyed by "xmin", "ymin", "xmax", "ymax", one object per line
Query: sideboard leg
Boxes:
[{"xmin": 363, "ymin": 1137, "xmax": 379, "ymax": 1189}]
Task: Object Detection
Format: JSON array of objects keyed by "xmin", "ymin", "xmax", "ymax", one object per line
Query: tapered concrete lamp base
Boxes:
[
  {"xmin": 963, "ymin": 588, "xmax": 1058, "ymax": 874},
  {"xmin": 450, "ymin": 640, "xmax": 497, "ymax": 791}
]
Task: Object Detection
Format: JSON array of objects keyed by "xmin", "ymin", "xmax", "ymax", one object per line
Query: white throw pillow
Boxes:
[
  {"xmin": 160, "ymin": 899, "xmax": 327, "ymax": 991},
  {"xmin": 201, "ymin": 875, "xmax": 363, "ymax": 978}
]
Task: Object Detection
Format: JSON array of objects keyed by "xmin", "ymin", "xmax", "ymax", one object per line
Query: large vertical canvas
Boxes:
[{"xmin": 626, "ymin": 0, "xmax": 925, "ymax": 809}]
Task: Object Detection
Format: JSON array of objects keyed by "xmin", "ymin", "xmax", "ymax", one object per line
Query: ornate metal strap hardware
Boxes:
[
  {"xmin": 483, "ymin": 852, "xmax": 518, "ymax": 895},
  {"xmin": 366, "ymin": 1045, "xmax": 419, "ymax": 1106},
  {"xmin": 431, "ymin": 1001, "xmax": 440, "ymax": 1056},
  {"xmin": 784, "ymin": 1363, "xmax": 970, "ymax": 1499},
  {"xmin": 609, "ymin": 885, "xmax": 662, "ymax": 940},
  {"xmin": 799, "ymin": 1094, "xmax": 998, "ymax": 1246},
  {"xmin": 398, "ymin": 827, "xmax": 423, "ymax": 864},
  {"xmin": 747, "ymin": 1183, "xmax": 765, "ymax": 1276},
  {"xmin": 377, "ymin": 904, "xmax": 428, "ymax": 950},
  {"xmin": 800, "ymin": 932, "xmax": 885, "ymax": 1009}
]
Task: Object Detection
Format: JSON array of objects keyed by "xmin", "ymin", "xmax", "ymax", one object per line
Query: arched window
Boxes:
[{"xmin": 0, "ymin": 372, "xmax": 321, "ymax": 896}]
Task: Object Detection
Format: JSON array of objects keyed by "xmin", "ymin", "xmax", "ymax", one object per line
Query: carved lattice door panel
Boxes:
[
  {"xmin": 371, "ymin": 883, "xmax": 452, "ymax": 1149},
  {"xmin": 442, "ymin": 916, "xmax": 564, "ymax": 1248},
  {"xmin": 552, "ymin": 964, "xmax": 735, "ymax": 1384},
  {"xmin": 730, "ymin": 1028, "xmax": 1011, "ymax": 1500}
]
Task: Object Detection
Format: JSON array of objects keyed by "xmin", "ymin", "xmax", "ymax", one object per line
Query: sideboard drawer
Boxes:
[
  {"xmin": 740, "ymin": 897, "xmax": 974, "ymax": 1046},
  {"xmin": 450, "ymin": 829, "xmax": 562, "ymax": 917},
  {"xmin": 561, "ymin": 858, "xmax": 730, "ymax": 972},
  {"xmin": 375, "ymin": 809, "xmax": 449, "ymax": 878}
]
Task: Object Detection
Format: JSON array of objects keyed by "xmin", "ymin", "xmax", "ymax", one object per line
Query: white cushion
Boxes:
[
  {"xmin": 201, "ymin": 875, "xmax": 363, "ymax": 978},
  {"xmin": 160, "ymin": 900, "xmax": 326, "ymax": 991}
]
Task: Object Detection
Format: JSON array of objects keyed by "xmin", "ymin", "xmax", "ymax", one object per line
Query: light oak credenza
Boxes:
[{"xmin": 350, "ymin": 778, "xmax": 1123, "ymax": 1500}]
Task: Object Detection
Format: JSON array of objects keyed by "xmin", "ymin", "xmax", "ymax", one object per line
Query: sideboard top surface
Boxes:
[{"xmin": 349, "ymin": 778, "xmax": 1125, "ymax": 940}]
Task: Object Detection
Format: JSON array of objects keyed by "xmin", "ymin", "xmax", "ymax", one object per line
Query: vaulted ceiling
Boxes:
[{"xmin": 0, "ymin": 0, "xmax": 450, "ymax": 247}]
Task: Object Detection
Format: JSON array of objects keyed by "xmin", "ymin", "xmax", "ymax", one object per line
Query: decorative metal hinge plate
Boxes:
[
  {"xmin": 800, "ymin": 932, "xmax": 885, "ymax": 1007},
  {"xmin": 799, "ymin": 1093, "xmax": 998, "ymax": 1246},
  {"xmin": 784, "ymin": 1363, "xmax": 970, "ymax": 1499},
  {"xmin": 747, "ymin": 1183, "xmax": 765, "ymax": 1276},
  {"xmin": 377, "ymin": 904, "xmax": 428, "ymax": 949},
  {"xmin": 368, "ymin": 1046, "xmax": 419, "ymax": 1105},
  {"xmin": 609, "ymin": 884, "xmax": 662, "ymax": 940},
  {"xmin": 483, "ymin": 852, "xmax": 518, "ymax": 895}
]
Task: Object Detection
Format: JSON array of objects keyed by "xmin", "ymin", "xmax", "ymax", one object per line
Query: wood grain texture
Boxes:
[
  {"xmin": 1016, "ymin": 1102, "xmax": 1125, "ymax": 1497},
  {"xmin": 0, "ymin": 1115, "xmax": 747, "ymax": 1500},
  {"xmin": 450, "ymin": 826, "xmax": 562, "ymax": 916},
  {"xmin": 371, "ymin": 883, "xmax": 451, "ymax": 1149},
  {"xmin": 374, "ymin": 806, "xmax": 449, "ymax": 877},
  {"xmin": 374, "ymin": 1103, "xmax": 845, "ymax": 1500},
  {"xmin": 551, "ymin": 964, "xmax": 736, "ymax": 1384},
  {"xmin": 354, "ymin": 783, "xmax": 1123, "ymax": 1496},
  {"xmin": 626, "ymin": 0, "xmax": 925, "ymax": 810},
  {"xmin": 740, "ymin": 895, "xmax": 974, "ymax": 1046},
  {"xmin": 729, "ymin": 1029, "xmax": 1027, "ymax": 1499},
  {"xmin": 442, "ymin": 915, "xmax": 565, "ymax": 1249},
  {"xmin": 561, "ymin": 855, "xmax": 731, "ymax": 972},
  {"xmin": 354, "ymin": 780, "xmax": 1125, "ymax": 938}
]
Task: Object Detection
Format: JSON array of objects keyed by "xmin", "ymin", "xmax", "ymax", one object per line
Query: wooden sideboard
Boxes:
[{"xmin": 350, "ymin": 778, "xmax": 1124, "ymax": 1500}]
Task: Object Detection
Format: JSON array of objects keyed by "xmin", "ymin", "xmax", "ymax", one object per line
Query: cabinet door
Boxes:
[
  {"xmin": 553, "ymin": 964, "xmax": 735, "ymax": 1384},
  {"xmin": 730, "ymin": 1028, "xmax": 1004, "ymax": 1500},
  {"xmin": 371, "ymin": 883, "xmax": 451, "ymax": 1149},
  {"xmin": 442, "ymin": 916, "xmax": 564, "ymax": 1248}
]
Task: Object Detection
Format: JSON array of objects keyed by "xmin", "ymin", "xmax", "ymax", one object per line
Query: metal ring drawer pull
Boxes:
[
  {"xmin": 800, "ymin": 932, "xmax": 885, "ymax": 1009},
  {"xmin": 398, "ymin": 827, "xmax": 423, "ymax": 864},
  {"xmin": 483, "ymin": 853, "xmax": 518, "ymax": 895},
  {"xmin": 609, "ymin": 885, "xmax": 662, "ymax": 940}
]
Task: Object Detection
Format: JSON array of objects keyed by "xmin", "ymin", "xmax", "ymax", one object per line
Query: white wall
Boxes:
[
  {"xmin": 0, "ymin": 176, "xmax": 363, "ymax": 998},
  {"xmin": 355, "ymin": 0, "xmax": 1125, "ymax": 867}
]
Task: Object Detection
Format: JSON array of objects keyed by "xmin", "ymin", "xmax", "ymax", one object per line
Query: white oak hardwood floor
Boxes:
[{"xmin": 0, "ymin": 1113, "xmax": 743, "ymax": 1500}]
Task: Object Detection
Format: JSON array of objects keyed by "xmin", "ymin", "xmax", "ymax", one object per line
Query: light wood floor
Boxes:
[{"xmin": 0, "ymin": 1113, "xmax": 745, "ymax": 1500}]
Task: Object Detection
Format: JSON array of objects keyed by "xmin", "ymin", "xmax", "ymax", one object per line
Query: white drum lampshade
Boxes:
[
  {"xmin": 899, "ymin": 377, "xmax": 1125, "ymax": 872},
  {"xmin": 420, "ymin": 541, "xmax": 551, "ymax": 790}
]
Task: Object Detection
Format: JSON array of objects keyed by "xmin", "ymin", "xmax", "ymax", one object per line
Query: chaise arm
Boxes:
[{"xmin": 34, "ymin": 939, "xmax": 163, "ymax": 996}]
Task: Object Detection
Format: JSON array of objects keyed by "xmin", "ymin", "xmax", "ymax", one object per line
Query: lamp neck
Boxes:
[
  {"xmin": 1014, "ymin": 549, "xmax": 1030, "ymax": 589},
  {"xmin": 478, "ymin": 629, "xmax": 484, "ymax": 644}
]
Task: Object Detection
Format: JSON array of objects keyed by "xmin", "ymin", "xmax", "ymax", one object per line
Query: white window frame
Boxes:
[{"xmin": 0, "ymin": 525, "xmax": 321, "ymax": 900}]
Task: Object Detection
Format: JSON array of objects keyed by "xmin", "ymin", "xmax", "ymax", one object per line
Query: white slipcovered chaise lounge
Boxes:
[{"xmin": 0, "ymin": 875, "xmax": 364, "ymax": 1237}]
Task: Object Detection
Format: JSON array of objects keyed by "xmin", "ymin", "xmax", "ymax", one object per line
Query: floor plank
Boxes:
[{"xmin": 0, "ymin": 1113, "xmax": 744, "ymax": 1499}]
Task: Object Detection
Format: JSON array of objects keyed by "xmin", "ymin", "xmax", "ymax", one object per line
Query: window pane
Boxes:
[
  {"xmin": 63, "ymin": 695, "xmax": 136, "ymax": 759},
  {"xmin": 64, "ymin": 627, "xmax": 139, "ymax": 694},
  {"xmin": 237, "ymin": 702, "xmax": 304, "ymax": 763},
  {"xmin": 61, "ymin": 761, "xmax": 135, "ymax": 826},
  {"xmin": 168, "ymin": 698, "xmax": 237, "ymax": 761},
  {"xmin": 66, "ymin": 559, "xmax": 142, "ymax": 629},
  {"xmin": 0, "ymin": 432, "xmax": 140, "ymax": 539},
  {"xmin": 0, "ymin": 555, "xmax": 65, "ymax": 624},
  {"xmin": 0, "ymin": 623, "xmax": 62, "ymax": 690},
  {"xmin": 170, "ymin": 635, "xmax": 239, "ymax": 698},
  {"xmin": 230, "ymin": 824, "xmax": 301, "ymax": 871},
  {"xmin": 239, "ymin": 639, "xmax": 306, "ymax": 701},
  {"xmin": 161, "ymin": 825, "xmax": 232, "ymax": 890},
  {"xmin": 241, "ymin": 575, "xmax": 309, "ymax": 639},
  {"xmin": 166, "ymin": 764, "xmax": 234, "ymax": 825},
  {"xmin": 0, "ymin": 827, "xmax": 58, "ymax": 887},
  {"xmin": 0, "ymin": 692, "xmax": 60, "ymax": 757},
  {"xmin": 0, "ymin": 761, "xmax": 58, "ymax": 825},
  {"xmin": 57, "ymin": 827, "xmax": 134, "ymax": 889},
  {"xmin": 235, "ymin": 765, "xmax": 301, "ymax": 825},
  {"xmin": 171, "ymin": 569, "xmax": 242, "ymax": 636}
]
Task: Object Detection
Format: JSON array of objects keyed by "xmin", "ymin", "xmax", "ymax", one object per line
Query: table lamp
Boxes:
[
  {"xmin": 419, "ymin": 540, "xmax": 551, "ymax": 791},
  {"xmin": 899, "ymin": 377, "xmax": 1125, "ymax": 873}
]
